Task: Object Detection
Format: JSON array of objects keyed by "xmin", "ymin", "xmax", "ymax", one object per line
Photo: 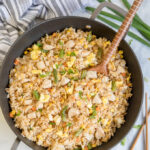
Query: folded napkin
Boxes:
[{"xmin": 0, "ymin": 0, "xmax": 89, "ymax": 65}]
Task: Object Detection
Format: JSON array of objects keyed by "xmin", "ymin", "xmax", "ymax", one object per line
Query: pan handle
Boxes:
[
  {"xmin": 11, "ymin": 137, "xmax": 20, "ymax": 150},
  {"xmin": 90, "ymin": 2, "xmax": 127, "ymax": 19}
]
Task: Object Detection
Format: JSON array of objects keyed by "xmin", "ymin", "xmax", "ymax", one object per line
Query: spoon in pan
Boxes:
[{"xmin": 89, "ymin": 0, "xmax": 143, "ymax": 75}]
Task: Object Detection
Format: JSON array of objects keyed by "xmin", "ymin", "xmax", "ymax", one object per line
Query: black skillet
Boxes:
[{"xmin": 0, "ymin": 2, "xmax": 143, "ymax": 150}]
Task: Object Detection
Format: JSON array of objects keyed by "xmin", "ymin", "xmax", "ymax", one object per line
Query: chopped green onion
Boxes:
[
  {"xmin": 59, "ymin": 49, "xmax": 65, "ymax": 58},
  {"xmin": 121, "ymin": 137, "xmax": 126, "ymax": 146},
  {"xmin": 68, "ymin": 69, "xmax": 74, "ymax": 74},
  {"xmin": 89, "ymin": 105, "xmax": 97, "ymax": 119},
  {"xmin": 144, "ymin": 77, "xmax": 149, "ymax": 83},
  {"xmin": 37, "ymin": 109, "xmax": 42, "ymax": 112},
  {"xmin": 53, "ymin": 69, "xmax": 58, "ymax": 83},
  {"xmin": 71, "ymin": 77, "xmax": 79, "ymax": 81},
  {"xmin": 128, "ymin": 39, "xmax": 133, "ymax": 45},
  {"xmin": 59, "ymin": 40, "xmax": 64, "ymax": 46},
  {"xmin": 79, "ymin": 91, "xmax": 83, "ymax": 99},
  {"xmin": 98, "ymin": 117, "xmax": 101, "ymax": 123},
  {"xmin": 75, "ymin": 128, "xmax": 83, "ymax": 136},
  {"xmin": 111, "ymin": 80, "xmax": 116, "ymax": 91},
  {"xmin": 60, "ymin": 70, "xmax": 66, "ymax": 75},
  {"xmin": 67, "ymin": 82, "xmax": 71, "ymax": 87},
  {"xmin": 16, "ymin": 110, "xmax": 21, "ymax": 116},
  {"xmin": 33, "ymin": 90, "xmax": 40, "ymax": 100},
  {"xmin": 49, "ymin": 121, "xmax": 56, "ymax": 126},
  {"xmin": 97, "ymin": 48, "xmax": 103, "ymax": 59},
  {"xmin": 36, "ymin": 42, "xmax": 43, "ymax": 47},
  {"xmin": 81, "ymin": 70, "xmax": 87, "ymax": 79},
  {"xmin": 55, "ymin": 64, "xmax": 62, "ymax": 69},
  {"xmin": 87, "ymin": 142, "xmax": 92, "ymax": 149},
  {"xmin": 74, "ymin": 147, "xmax": 82, "ymax": 150},
  {"xmin": 41, "ymin": 49, "xmax": 49, "ymax": 53},
  {"xmin": 133, "ymin": 125, "xmax": 141, "ymax": 129},
  {"xmin": 39, "ymin": 71, "xmax": 51, "ymax": 78},
  {"xmin": 98, "ymin": 0, "xmax": 106, "ymax": 2},
  {"xmin": 61, "ymin": 105, "xmax": 68, "ymax": 121},
  {"xmin": 87, "ymin": 31, "xmax": 92, "ymax": 42},
  {"xmin": 67, "ymin": 122, "xmax": 72, "ymax": 127},
  {"xmin": 70, "ymin": 52, "xmax": 76, "ymax": 56}
]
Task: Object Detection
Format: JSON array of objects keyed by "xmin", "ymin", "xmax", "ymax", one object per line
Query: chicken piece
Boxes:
[
  {"xmin": 51, "ymin": 143, "xmax": 65, "ymax": 150},
  {"xmin": 93, "ymin": 94, "xmax": 101, "ymax": 104},
  {"xmin": 37, "ymin": 61, "xmax": 46, "ymax": 70},
  {"xmin": 95, "ymin": 126, "xmax": 105, "ymax": 140},
  {"xmin": 68, "ymin": 108, "xmax": 80, "ymax": 119},
  {"xmin": 60, "ymin": 77, "xmax": 70, "ymax": 86},
  {"xmin": 65, "ymin": 40, "xmax": 75, "ymax": 48},
  {"xmin": 42, "ymin": 79, "xmax": 52, "ymax": 89},
  {"xmin": 86, "ymin": 71, "xmax": 97, "ymax": 79}
]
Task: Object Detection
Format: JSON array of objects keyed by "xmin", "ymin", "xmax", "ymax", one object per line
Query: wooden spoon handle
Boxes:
[{"xmin": 102, "ymin": 0, "xmax": 143, "ymax": 66}]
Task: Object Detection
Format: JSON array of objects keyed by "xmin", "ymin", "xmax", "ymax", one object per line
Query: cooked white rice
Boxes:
[{"xmin": 6, "ymin": 28, "xmax": 132, "ymax": 150}]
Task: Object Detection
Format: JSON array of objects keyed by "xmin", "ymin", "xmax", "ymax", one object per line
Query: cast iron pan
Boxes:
[{"xmin": 0, "ymin": 2, "xmax": 143, "ymax": 150}]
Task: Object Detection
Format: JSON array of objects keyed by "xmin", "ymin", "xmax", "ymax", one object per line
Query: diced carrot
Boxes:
[
  {"xmin": 76, "ymin": 137, "xmax": 80, "ymax": 143},
  {"xmin": 121, "ymin": 73, "xmax": 126, "ymax": 77},
  {"xmin": 14, "ymin": 59, "xmax": 19, "ymax": 65},
  {"xmin": 84, "ymin": 146, "xmax": 88, "ymax": 150},
  {"xmin": 9, "ymin": 112, "xmax": 14, "ymax": 118},
  {"xmin": 96, "ymin": 106, "xmax": 100, "ymax": 111},
  {"xmin": 52, "ymin": 33, "xmax": 57, "ymax": 37},
  {"xmin": 31, "ymin": 107, "xmax": 36, "ymax": 111},
  {"xmin": 47, "ymin": 88, "xmax": 52, "ymax": 92},
  {"xmin": 62, "ymin": 122, "xmax": 66, "ymax": 127}
]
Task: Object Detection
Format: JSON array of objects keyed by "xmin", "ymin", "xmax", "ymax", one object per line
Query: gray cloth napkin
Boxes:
[{"xmin": 0, "ymin": 0, "xmax": 89, "ymax": 65}]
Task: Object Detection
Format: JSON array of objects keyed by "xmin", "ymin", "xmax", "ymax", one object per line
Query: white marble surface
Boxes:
[{"xmin": 0, "ymin": 0, "xmax": 150, "ymax": 150}]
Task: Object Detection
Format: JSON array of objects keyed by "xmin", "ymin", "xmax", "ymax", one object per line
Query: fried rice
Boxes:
[{"xmin": 6, "ymin": 27, "xmax": 132, "ymax": 150}]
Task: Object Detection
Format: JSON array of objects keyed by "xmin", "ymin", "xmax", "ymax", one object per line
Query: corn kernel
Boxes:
[
  {"xmin": 84, "ymin": 44, "xmax": 88, "ymax": 49},
  {"xmin": 92, "ymin": 144, "xmax": 96, "ymax": 148},
  {"xmin": 32, "ymin": 70, "xmax": 42, "ymax": 74},
  {"xmin": 45, "ymin": 128, "xmax": 52, "ymax": 133},
  {"xmin": 120, "ymin": 55, "xmax": 123, "ymax": 58},
  {"xmin": 81, "ymin": 124, "xmax": 85, "ymax": 129},
  {"xmin": 76, "ymin": 101, "xmax": 81, "ymax": 107},
  {"xmin": 37, "ymin": 134, "xmax": 43, "ymax": 141},
  {"xmin": 90, "ymin": 41, "xmax": 95, "ymax": 46},
  {"xmin": 119, "ymin": 50, "xmax": 123, "ymax": 55},
  {"xmin": 24, "ymin": 51, "xmax": 28, "ymax": 54},
  {"xmin": 27, "ymin": 48, "xmax": 32, "ymax": 51},
  {"xmin": 32, "ymin": 44, "xmax": 39, "ymax": 50}
]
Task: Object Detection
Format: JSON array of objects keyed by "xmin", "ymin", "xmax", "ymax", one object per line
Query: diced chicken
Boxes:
[
  {"xmin": 117, "ymin": 66, "xmax": 125, "ymax": 74},
  {"xmin": 68, "ymin": 108, "xmax": 80, "ymax": 119},
  {"xmin": 115, "ymin": 117, "xmax": 124, "ymax": 128},
  {"xmin": 43, "ymin": 44, "xmax": 54, "ymax": 50},
  {"xmin": 102, "ymin": 76, "xmax": 109, "ymax": 83},
  {"xmin": 108, "ymin": 93, "xmax": 116, "ymax": 101},
  {"xmin": 54, "ymin": 115, "xmax": 61, "ymax": 125},
  {"xmin": 36, "ymin": 102, "xmax": 43, "ymax": 109},
  {"xmin": 28, "ymin": 112, "xmax": 36, "ymax": 119},
  {"xmin": 42, "ymin": 79, "xmax": 52, "ymax": 89},
  {"xmin": 37, "ymin": 61, "xmax": 46, "ymax": 70},
  {"xmin": 81, "ymin": 50, "xmax": 90, "ymax": 57},
  {"xmin": 93, "ymin": 94, "xmax": 101, "ymax": 104},
  {"xmin": 24, "ymin": 99, "xmax": 32, "ymax": 105},
  {"xmin": 65, "ymin": 40, "xmax": 75, "ymax": 48},
  {"xmin": 48, "ymin": 114, "xmax": 53, "ymax": 121},
  {"xmin": 84, "ymin": 133, "xmax": 93, "ymax": 141},
  {"xmin": 75, "ymin": 86, "xmax": 83, "ymax": 91},
  {"xmin": 87, "ymin": 71, "xmax": 97, "ymax": 79},
  {"xmin": 51, "ymin": 143, "xmax": 65, "ymax": 150},
  {"xmin": 95, "ymin": 126, "xmax": 105, "ymax": 140},
  {"xmin": 60, "ymin": 77, "xmax": 70, "ymax": 86}
]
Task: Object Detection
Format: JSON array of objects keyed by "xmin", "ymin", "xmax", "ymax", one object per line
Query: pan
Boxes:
[{"xmin": 0, "ymin": 2, "xmax": 143, "ymax": 150}]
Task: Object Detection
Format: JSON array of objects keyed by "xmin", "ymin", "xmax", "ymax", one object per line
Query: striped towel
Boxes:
[{"xmin": 0, "ymin": 0, "xmax": 89, "ymax": 66}]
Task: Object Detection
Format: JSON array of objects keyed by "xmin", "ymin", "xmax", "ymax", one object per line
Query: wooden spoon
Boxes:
[{"xmin": 89, "ymin": 0, "xmax": 143, "ymax": 75}]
